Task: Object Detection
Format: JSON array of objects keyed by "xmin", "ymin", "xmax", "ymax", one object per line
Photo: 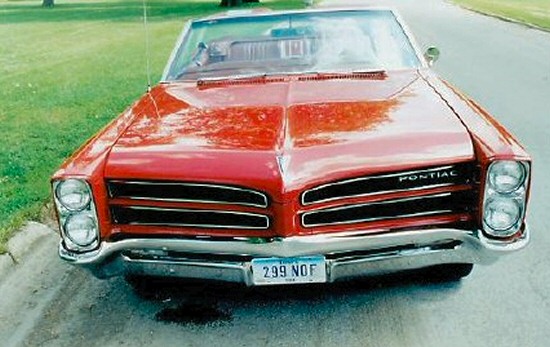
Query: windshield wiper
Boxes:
[
  {"xmin": 196, "ymin": 69, "xmax": 387, "ymax": 86},
  {"xmin": 296, "ymin": 69, "xmax": 387, "ymax": 80},
  {"xmin": 198, "ymin": 72, "xmax": 268, "ymax": 83},
  {"xmin": 196, "ymin": 70, "xmax": 326, "ymax": 83},
  {"xmin": 351, "ymin": 68, "xmax": 386, "ymax": 74}
]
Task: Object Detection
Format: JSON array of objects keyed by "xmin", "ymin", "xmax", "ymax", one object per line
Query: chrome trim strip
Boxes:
[
  {"xmin": 301, "ymin": 193, "xmax": 456, "ymax": 227},
  {"xmin": 391, "ymin": 9, "xmax": 429, "ymax": 69},
  {"xmin": 301, "ymin": 165, "xmax": 466, "ymax": 205},
  {"xmin": 303, "ymin": 183, "xmax": 456, "ymax": 206},
  {"xmin": 162, "ymin": 20, "xmax": 192, "ymax": 81},
  {"xmin": 108, "ymin": 180, "xmax": 269, "ymax": 208},
  {"xmin": 59, "ymin": 226, "xmax": 530, "ymax": 283},
  {"xmin": 112, "ymin": 205, "xmax": 270, "ymax": 230},
  {"xmin": 303, "ymin": 210, "xmax": 451, "ymax": 228},
  {"xmin": 195, "ymin": 7, "xmax": 401, "ymax": 22}
]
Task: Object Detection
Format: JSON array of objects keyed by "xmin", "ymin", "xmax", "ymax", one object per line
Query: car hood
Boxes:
[{"xmin": 105, "ymin": 70, "xmax": 474, "ymax": 199}]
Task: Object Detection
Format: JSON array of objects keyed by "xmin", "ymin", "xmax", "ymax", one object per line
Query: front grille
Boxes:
[
  {"xmin": 111, "ymin": 206, "xmax": 270, "ymax": 230},
  {"xmin": 108, "ymin": 180, "xmax": 269, "ymax": 208},
  {"xmin": 301, "ymin": 191, "xmax": 475, "ymax": 228},
  {"xmin": 301, "ymin": 162, "xmax": 476, "ymax": 205}
]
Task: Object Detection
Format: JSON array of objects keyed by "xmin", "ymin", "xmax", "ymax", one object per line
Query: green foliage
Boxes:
[
  {"xmin": 0, "ymin": 0, "xmax": 302, "ymax": 253},
  {"xmin": 452, "ymin": 0, "xmax": 550, "ymax": 30}
]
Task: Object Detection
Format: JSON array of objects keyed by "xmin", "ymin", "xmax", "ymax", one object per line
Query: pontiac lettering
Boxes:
[{"xmin": 398, "ymin": 170, "xmax": 459, "ymax": 182}]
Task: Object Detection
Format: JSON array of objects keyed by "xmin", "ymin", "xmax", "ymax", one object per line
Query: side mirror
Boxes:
[{"xmin": 424, "ymin": 46, "xmax": 440, "ymax": 66}]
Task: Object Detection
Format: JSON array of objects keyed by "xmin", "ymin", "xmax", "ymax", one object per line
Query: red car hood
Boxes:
[{"xmin": 105, "ymin": 71, "xmax": 474, "ymax": 200}]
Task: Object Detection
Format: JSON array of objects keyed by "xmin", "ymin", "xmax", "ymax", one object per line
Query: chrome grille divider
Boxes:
[
  {"xmin": 108, "ymin": 180, "xmax": 269, "ymax": 208},
  {"xmin": 301, "ymin": 162, "xmax": 475, "ymax": 205},
  {"xmin": 111, "ymin": 205, "xmax": 270, "ymax": 230}
]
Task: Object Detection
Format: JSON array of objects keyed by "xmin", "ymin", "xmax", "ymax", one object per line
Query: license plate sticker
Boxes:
[{"xmin": 251, "ymin": 256, "xmax": 326, "ymax": 285}]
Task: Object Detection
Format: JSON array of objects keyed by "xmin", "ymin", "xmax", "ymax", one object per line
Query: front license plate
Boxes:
[{"xmin": 251, "ymin": 256, "xmax": 326, "ymax": 285}]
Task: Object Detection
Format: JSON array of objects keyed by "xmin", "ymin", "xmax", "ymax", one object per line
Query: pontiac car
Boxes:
[{"xmin": 52, "ymin": 8, "xmax": 531, "ymax": 287}]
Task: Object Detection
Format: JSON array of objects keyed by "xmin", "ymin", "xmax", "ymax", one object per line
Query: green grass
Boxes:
[
  {"xmin": 452, "ymin": 0, "xmax": 550, "ymax": 30},
  {"xmin": 0, "ymin": 0, "xmax": 303, "ymax": 253}
]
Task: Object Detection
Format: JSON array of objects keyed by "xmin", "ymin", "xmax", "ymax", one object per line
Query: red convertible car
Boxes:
[{"xmin": 52, "ymin": 8, "xmax": 531, "ymax": 286}]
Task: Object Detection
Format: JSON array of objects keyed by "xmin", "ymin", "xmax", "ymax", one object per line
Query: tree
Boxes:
[
  {"xmin": 42, "ymin": 0, "xmax": 54, "ymax": 7},
  {"xmin": 220, "ymin": 0, "xmax": 259, "ymax": 7}
]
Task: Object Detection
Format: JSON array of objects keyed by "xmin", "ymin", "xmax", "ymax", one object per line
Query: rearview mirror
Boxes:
[{"xmin": 424, "ymin": 46, "xmax": 440, "ymax": 66}]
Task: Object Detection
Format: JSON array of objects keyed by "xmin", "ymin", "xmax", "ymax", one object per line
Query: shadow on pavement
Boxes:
[{"xmin": 127, "ymin": 269, "xmax": 464, "ymax": 326}]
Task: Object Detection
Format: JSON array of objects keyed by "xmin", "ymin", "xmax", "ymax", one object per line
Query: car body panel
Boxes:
[{"xmin": 105, "ymin": 71, "xmax": 474, "ymax": 197}]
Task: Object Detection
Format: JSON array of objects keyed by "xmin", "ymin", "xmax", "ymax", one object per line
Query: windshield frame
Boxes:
[{"xmin": 160, "ymin": 7, "xmax": 428, "ymax": 82}]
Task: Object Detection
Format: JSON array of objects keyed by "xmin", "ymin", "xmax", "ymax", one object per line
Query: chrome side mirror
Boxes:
[{"xmin": 424, "ymin": 46, "xmax": 440, "ymax": 66}]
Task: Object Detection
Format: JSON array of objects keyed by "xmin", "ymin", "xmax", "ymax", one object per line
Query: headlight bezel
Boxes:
[
  {"xmin": 53, "ymin": 178, "xmax": 100, "ymax": 252},
  {"xmin": 482, "ymin": 160, "xmax": 530, "ymax": 238}
]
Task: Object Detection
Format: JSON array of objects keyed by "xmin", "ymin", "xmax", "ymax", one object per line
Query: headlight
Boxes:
[
  {"xmin": 488, "ymin": 161, "xmax": 526, "ymax": 193},
  {"xmin": 64, "ymin": 213, "xmax": 98, "ymax": 247},
  {"xmin": 483, "ymin": 160, "xmax": 529, "ymax": 238},
  {"xmin": 483, "ymin": 198, "xmax": 521, "ymax": 234},
  {"xmin": 55, "ymin": 179, "xmax": 91, "ymax": 211},
  {"xmin": 53, "ymin": 178, "xmax": 99, "ymax": 252}
]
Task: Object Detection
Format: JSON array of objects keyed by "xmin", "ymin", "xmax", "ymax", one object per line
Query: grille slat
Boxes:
[
  {"xmin": 302, "ymin": 163, "xmax": 476, "ymax": 205},
  {"xmin": 108, "ymin": 181, "xmax": 268, "ymax": 208},
  {"xmin": 111, "ymin": 206, "xmax": 270, "ymax": 230},
  {"xmin": 301, "ymin": 191, "xmax": 475, "ymax": 228}
]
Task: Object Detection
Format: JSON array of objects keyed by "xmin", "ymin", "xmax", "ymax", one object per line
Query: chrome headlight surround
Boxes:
[
  {"xmin": 482, "ymin": 161, "xmax": 529, "ymax": 238},
  {"xmin": 53, "ymin": 179, "xmax": 99, "ymax": 252},
  {"xmin": 54, "ymin": 178, "xmax": 91, "ymax": 211}
]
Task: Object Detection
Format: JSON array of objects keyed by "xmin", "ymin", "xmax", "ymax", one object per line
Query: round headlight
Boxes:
[
  {"xmin": 55, "ymin": 179, "xmax": 91, "ymax": 211},
  {"xmin": 64, "ymin": 213, "xmax": 98, "ymax": 247},
  {"xmin": 488, "ymin": 161, "xmax": 526, "ymax": 193},
  {"xmin": 483, "ymin": 197, "xmax": 521, "ymax": 236}
]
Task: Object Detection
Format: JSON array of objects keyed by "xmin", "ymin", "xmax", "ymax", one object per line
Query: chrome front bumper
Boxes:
[{"xmin": 59, "ymin": 227, "xmax": 529, "ymax": 286}]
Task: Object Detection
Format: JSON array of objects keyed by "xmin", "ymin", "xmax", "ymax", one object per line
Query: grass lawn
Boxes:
[
  {"xmin": 0, "ymin": 0, "xmax": 303, "ymax": 253},
  {"xmin": 452, "ymin": 0, "xmax": 550, "ymax": 30}
]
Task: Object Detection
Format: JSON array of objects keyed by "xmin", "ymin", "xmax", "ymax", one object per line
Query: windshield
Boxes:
[{"xmin": 164, "ymin": 9, "xmax": 421, "ymax": 81}]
